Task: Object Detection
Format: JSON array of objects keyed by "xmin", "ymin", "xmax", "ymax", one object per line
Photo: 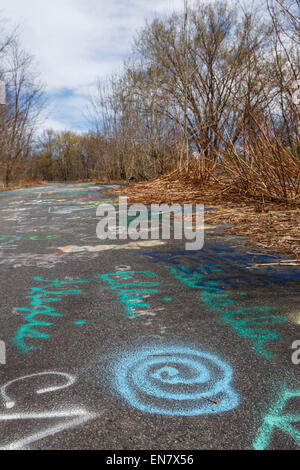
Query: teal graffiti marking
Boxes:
[
  {"xmin": 253, "ymin": 389, "xmax": 300, "ymax": 450},
  {"xmin": 12, "ymin": 277, "xmax": 89, "ymax": 354},
  {"xmin": 166, "ymin": 265, "xmax": 287, "ymax": 359},
  {"xmin": 97, "ymin": 271, "xmax": 160, "ymax": 319},
  {"xmin": 29, "ymin": 235, "xmax": 61, "ymax": 241},
  {"xmin": 0, "ymin": 235, "xmax": 21, "ymax": 248}
]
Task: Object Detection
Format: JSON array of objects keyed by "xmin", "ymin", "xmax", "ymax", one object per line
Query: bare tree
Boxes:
[{"xmin": 0, "ymin": 26, "xmax": 45, "ymax": 186}]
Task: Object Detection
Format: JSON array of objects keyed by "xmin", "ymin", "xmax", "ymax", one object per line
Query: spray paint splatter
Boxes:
[
  {"xmin": 112, "ymin": 344, "xmax": 239, "ymax": 416},
  {"xmin": 253, "ymin": 388, "xmax": 300, "ymax": 450}
]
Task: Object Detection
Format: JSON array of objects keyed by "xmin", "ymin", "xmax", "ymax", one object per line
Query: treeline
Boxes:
[
  {"xmin": 32, "ymin": 130, "xmax": 107, "ymax": 182},
  {"xmin": 2, "ymin": 1, "xmax": 300, "ymax": 203},
  {"xmin": 84, "ymin": 0, "xmax": 299, "ymax": 202}
]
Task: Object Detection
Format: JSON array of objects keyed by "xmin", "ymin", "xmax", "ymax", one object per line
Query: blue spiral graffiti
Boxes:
[{"xmin": 113, "ymin": 345, "xmax": 239, "ymax": 416}]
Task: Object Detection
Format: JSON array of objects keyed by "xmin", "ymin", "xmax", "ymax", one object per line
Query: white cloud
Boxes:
[{"xmin": 0, "ymin": 0, "xmax": 184, "ymax": 132}]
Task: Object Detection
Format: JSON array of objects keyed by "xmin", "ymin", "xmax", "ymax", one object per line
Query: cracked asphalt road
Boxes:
[{"xmin": 0, "ymin": 183, "xmax": 299, "ymax": 450}]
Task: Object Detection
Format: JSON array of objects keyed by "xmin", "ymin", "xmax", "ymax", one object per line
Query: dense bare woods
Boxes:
[
  {"xmin": 33, "ymin": 130, "xmax": 106, "ymax": 182},
  {"xmin": 85, "ymin": 0, "xmax": 300, "ymax": 203},
  {"xmin": 1, "ymin": 0, "xmax": 299, "ymax": 203}
]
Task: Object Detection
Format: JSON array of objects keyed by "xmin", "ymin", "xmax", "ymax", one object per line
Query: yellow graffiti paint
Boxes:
[
  {"xmin": 207, "ymin": 205, "xmax": 227, "ymax": 211},
  {"xmin": 289, "ymin": 312, "xmax": 300, "ymax": 325},
  {"xmin": 184, "ymin": 225, "xmax": 217, "ymax": 230},
  {"xmin": 56, "ymin": 240, "xmax": 165, "ymax": 253}
]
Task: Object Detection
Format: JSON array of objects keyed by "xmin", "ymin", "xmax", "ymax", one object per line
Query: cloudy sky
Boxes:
[{"xmin": 0, "ymin": 0, "xmax": 186, "ymax": 133}]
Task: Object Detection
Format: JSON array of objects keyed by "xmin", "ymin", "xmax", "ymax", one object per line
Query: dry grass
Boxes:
[
  {"xmin": 214, "ymin": 116, "xmax": 300, "ymax": 205},
  {"xmin": 0, "ymin": 179, "xmax": 46, "ymax": 192}
]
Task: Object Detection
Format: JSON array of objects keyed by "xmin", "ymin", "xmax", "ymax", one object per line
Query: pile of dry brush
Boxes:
[{"xmin": 110, "ymin": 123, "xmax": 300, "ymax": 260}]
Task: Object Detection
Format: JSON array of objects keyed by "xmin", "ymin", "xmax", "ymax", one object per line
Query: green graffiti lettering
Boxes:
[
  {"xmin": 166, "ymin": 265, "xmax": 287, "ymax": 359},
  {"xmin": 98, "ymin": 271, "xmax": 160, "ymax": 318},
  {"xmin": 253, "ymin": 389, "xmax": 300, "ymax": 450},
  {"xmin": 12, "ymin": 278, "xmax": 87, "ymax": 354}
]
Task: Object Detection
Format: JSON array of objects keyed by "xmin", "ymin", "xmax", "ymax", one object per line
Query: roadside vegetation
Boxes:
[
  {"xmin": 0, "ymin": 0, "xmax": 299, "ymax": 205},
  {"xmin": 0, "ymin": 1, "xmax": 299, "ymax": 258}
]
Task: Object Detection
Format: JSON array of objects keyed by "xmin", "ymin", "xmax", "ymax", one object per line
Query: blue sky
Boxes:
[{"xmin": 0, "ymin": 0, "xmax": 185, "ymax": 133}]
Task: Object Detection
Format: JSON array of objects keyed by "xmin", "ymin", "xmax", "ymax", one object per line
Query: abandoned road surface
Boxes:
[{"xmin": 0, "ymin": 183, "xmax": 299, "ymax": 450}]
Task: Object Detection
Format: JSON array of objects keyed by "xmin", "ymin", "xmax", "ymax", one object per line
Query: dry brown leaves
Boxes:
[
  {"xmin": 108, "ymin": 170, "xmax": 300, "ymax": 260},
  {"xmin": 205, "ymin": 207, "xmax": 300, "ymax": 259}
]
